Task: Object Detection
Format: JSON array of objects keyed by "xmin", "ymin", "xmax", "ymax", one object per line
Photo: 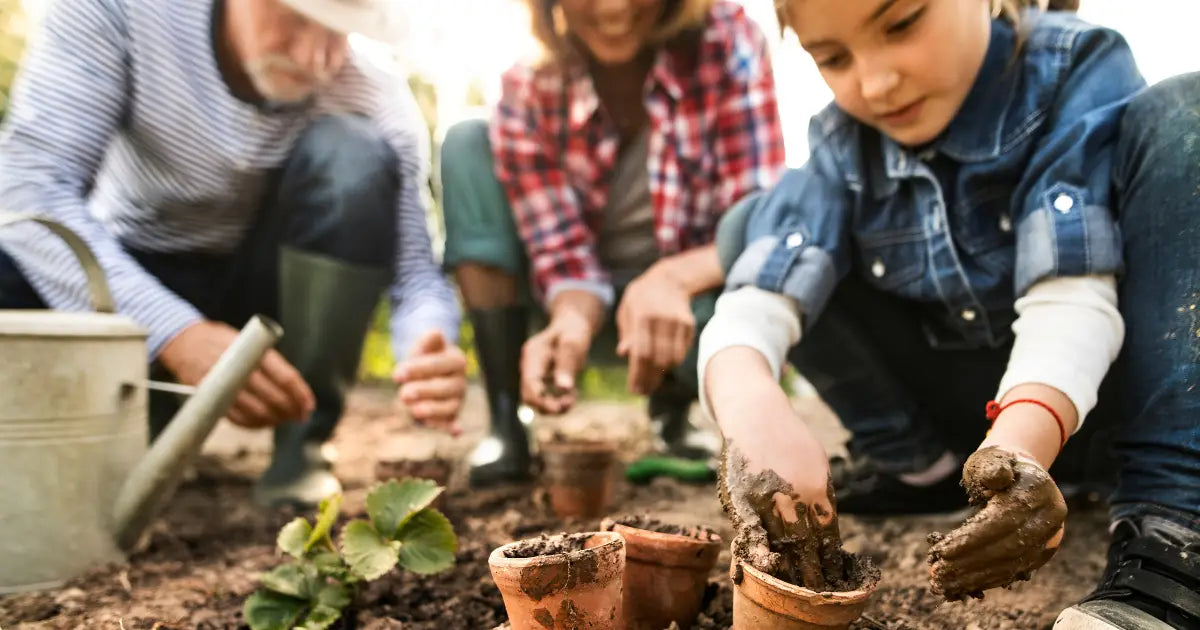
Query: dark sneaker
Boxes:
[
  {"xmin": 1055, "ymin": 516, "xmax": 1200, "ymax": 630},
  {"xmin": 830, "ymin": 454, "xmax": 969, "ymax": 515}
]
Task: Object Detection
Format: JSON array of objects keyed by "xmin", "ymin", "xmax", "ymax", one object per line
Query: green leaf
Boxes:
[
  {"xmin": 315, "ymin": 582, "xmax": 352, "ymax": 610},
  {"xmin": 396, "ymin": 508, "xmax": 458, "ymax": 575},
  {"xmin": 243, "ymin": 590, "xmax": 307, "ymax": 630},
  {"xmin": 366, "ymin": 478, "xmax": 443, "ymax": 538},
  {"xmin": 259, "ymin": 564, "xmax": 319, "ymax": 600},
  {"xmin": 278, "ymin": 518, "xmax": 313, "ymax": 559},
  {"xmin": 341, "ymin": 519, "xmax": 400, "ymax": 581},
  {"xmin": 310, "ymin": 550, "xmax": 345, "ymax": 575},
  {"xmin": 306, "ymin": 494, "xmax": 343, "ymax": 553},
  {"xmin": 299, "ymin": 605, "xmax": 343, "ymax": 630}
]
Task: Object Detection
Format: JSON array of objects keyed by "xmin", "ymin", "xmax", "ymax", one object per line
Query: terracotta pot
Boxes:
[
  {"xmin": 540, "ymin": 440, "xmax": 617, "ymax": 519},
  {"xmin": 731, "ymin": 561, "xmax": 876, "ymax": 630},
  {"xmin": 610, "ymin": 523, "xmax": 722, "ymax": 630},
  {"xmin": 488, "ymin": 532, "xmax": 626, "ymax": 630}
]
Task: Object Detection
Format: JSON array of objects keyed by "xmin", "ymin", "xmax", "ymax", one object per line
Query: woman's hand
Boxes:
[
  {"xmin": 709, "ymin": 347, "xmax": 847, "ymax": 591},
  {"xmin": 928, "ymin": 446, "xmax": 1067, "ymax": 600},
  {"xmin": 520, "ymin": 290, "xmax": 605, "ymax": 414},
  {"xmin": 616, "ymin": 265, "xmax": 696, "ymax": 396}
]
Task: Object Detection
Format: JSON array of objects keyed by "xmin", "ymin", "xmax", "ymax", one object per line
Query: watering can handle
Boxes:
[{"xmin": 0, "ymin": 212, "xmax": 115, "ymax": 313}]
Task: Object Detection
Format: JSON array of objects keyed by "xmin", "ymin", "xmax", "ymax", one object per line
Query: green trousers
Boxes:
[{"xmin": 440, "ymin": 118, "xmax": 756, "ymax": 393}]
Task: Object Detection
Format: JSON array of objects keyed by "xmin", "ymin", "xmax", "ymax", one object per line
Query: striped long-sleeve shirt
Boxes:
[{"xmin": 0, "ymin": 0, "xmax": 460, "ymax": 360}]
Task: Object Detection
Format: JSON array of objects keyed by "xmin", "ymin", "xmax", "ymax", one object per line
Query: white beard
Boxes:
[{"xmin": 244, "ymin": 57, "xmax": 325, "ymax": 104}]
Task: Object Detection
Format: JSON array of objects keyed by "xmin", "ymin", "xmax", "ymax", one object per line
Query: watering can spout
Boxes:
[{"xmin": 113, "ymin": 315, "xmax": 283, "ymax": 550}]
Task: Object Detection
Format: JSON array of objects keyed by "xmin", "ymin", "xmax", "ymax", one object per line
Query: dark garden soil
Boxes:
[{"xmin": 0, "ymin": 387, "xmax": 1110, "ymax": 629}]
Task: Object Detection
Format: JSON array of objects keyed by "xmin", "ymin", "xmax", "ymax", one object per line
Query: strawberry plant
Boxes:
[{"xmin": 243, "ymin": 478, "xmax": 458, "ymax": 630}]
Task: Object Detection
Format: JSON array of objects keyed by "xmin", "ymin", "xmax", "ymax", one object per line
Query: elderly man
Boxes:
[{"xmin": 0, "ymin": 0, "xmax": 466, "ymax": 508}]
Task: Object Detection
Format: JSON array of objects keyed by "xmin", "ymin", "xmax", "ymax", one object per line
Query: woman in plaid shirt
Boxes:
[{"xmin": 439, "ymin": 0, "xmax": 786, "ymax": 485}]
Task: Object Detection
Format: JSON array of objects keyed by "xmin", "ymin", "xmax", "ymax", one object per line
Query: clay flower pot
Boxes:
[
  {"xmin": 489, "ymin": 532, "xmax": 626, "ymax": 630},
  {"xmin": 731, "ymin": 561, "xmax": 876, "ymax": 630},
  {"xmin": 540, "ymin": 439, "xmax": 618, "ymax": 519},
  {"xmin": 605, "ymin": 519, "xmax": 723, "ymax": 630}
]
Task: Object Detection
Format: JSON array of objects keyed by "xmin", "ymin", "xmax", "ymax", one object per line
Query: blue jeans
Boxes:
[
  {"xmin": 0, "ymin": 114, "xmax": 397, "ymax": 323},
  {"xmin": 719, "ymin": 74, "xmax": 1200, "ymax": 525}
]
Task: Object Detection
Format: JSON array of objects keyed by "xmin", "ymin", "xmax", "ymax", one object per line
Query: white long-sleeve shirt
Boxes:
[
  {"xmin": 698, "ymin": 276, "xmax": 1124, "ymax": 429},
  {"xmin": 0, "ymin": 0, "xmax": 459, "ymax": 359}
]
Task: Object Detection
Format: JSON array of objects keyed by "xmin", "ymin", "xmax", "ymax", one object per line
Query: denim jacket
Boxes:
[{"xmin": 728, "ymin": 13, "xmax": 1146, "ymax": 349}]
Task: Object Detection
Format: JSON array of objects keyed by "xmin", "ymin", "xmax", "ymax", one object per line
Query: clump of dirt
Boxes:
[
  {"xmin": 603, "ymin": 514, "xmax": 719, "ymax": 540},
  {"xmin": 503, "ymin": 533, "xmax": 594, "ymax": 559}
]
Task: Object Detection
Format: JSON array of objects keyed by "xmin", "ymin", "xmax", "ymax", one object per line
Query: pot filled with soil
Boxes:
[
  {"xmin": 602, "ymin": 515, "xmax": 722, "ymax": 630},
  {"xmin": 731, "ymin": 552, "xmax": 879, "ymax": 630},
  {"xmin": 539, "ymin": 438, "xmax": 618, "ymax": 519},
  {"xmin": 488, "ymin": 532, "xmax": 626, "ymax": 630}
]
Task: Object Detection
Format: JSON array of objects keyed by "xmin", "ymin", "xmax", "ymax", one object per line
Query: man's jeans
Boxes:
[
  {"xmin": 0, "ymin": 114, "xmax": 400, "ymax": 420},
  {"xmin": 719, "ymin": 74, "xmax": 1200, "ymax": 526}
]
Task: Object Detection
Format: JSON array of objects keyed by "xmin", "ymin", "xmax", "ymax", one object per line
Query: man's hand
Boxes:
[
  {"xmin": 617, "ymin": 266, "xmax": 695, "ymax": 396},
  {"xmin": 394, "ymin": 330, "xmax": 468, "ymax": 436},
  {"xmin": 159, "ymin": 320, "xmax": 314, "ymax": 429},
  {"xmin": 928, "ymin": 446, "xmax": 1067, "ymax": 601},
  {"xmin": 520, "ymin": 307, "xmax": 594, "ymax": 414}
]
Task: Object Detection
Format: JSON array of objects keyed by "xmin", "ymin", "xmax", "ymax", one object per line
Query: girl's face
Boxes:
[
  {"xmin": 559, "ymin": 0, "xmax": 665, "ymax": 65},
  {"xmin": 786, "ymin": 0, "xmax": 992, "ymax": 146}
]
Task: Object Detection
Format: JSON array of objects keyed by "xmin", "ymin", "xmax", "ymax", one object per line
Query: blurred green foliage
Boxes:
[{"xmin": 0, "ymin": 0, "xmax": 28, "ymax": 122}]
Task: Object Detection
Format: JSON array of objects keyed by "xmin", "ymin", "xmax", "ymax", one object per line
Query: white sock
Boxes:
[{"xmin": 897, "ymin": 451, "xmax": 958, "ymax": 487}]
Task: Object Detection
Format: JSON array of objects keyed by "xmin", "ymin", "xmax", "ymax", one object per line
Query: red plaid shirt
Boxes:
[{"xmin": 489, "ymin": 1, "xmax": 785, "ymax": 305}]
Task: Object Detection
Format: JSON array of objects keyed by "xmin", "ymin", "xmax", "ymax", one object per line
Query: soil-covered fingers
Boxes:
[
  {"xmin": 811, "ymin": 496, "xmax": 847, "ymax": 586},
  {"xmin": 929, "ymin": 456, "xmax": 1066, "ymax": 600},
  {"xmin": 931, "ymin": 464, "xmax": 1066, "ymax": 562},
  {"xmin": 930, "ymin": 519, "xmax": 1065, "ymax": 598},
  {"xmin": 931, "ymin": 529, "xmax": 1063, "ymax": 600},
  {"xmin": 762, "ymin": 495, "xmax": 826, "ymax": 590},
  {"xmin": 719, "ymin": 445, "xmax": 780, "ymax": 577}
]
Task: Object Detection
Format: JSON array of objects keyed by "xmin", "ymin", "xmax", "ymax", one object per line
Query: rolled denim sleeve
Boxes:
[
  {"xmin": 723, "ymin": 118, "xmax": 854, "ymax": 329},
  {"xmin": 1012, "ymin": 26, "xmax": 1146, "ymax": 296}
]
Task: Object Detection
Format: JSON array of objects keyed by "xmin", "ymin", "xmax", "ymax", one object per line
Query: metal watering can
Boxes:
[{"xmin": 0, "ymin": 213, "xmax": 283, "ymax": 593}]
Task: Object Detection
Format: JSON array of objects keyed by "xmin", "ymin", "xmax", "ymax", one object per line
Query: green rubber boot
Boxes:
[
  {"xmin": 253, "ymin": 247, "xmax": 391, "ymax": 509},
  {"xmin": 466, "ymin": 306, "xmax": 533, "ymax": 487}
]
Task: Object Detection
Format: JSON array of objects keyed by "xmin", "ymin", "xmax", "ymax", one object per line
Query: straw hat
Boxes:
[{"xmin": 278, "ymin": 0, "xmax": 407, "ymax": 43}]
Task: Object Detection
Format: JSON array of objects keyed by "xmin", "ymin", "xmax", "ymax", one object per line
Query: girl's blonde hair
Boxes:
[{"xmin": 526, "ymin": 0, "xmax": 715, "ymax": 67}]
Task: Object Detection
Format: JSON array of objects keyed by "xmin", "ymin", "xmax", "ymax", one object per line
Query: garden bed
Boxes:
[{"xmin": 0, "ymin": 387, "xmax": 1109, "ymax": 629}]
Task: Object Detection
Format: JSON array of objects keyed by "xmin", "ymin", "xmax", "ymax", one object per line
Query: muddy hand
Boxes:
[
  {"xmin": 928, "ymin": 446, "xmax": 1066, "ymax": 600},
  {"xmin": 719, "ymin": 442, "xmax": 845, "ymax": 590}
]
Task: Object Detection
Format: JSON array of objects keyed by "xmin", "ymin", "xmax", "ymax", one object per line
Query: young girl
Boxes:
[{"xmin": 699, "ymin": 0, "xmax": 1198, "ymax": 626}]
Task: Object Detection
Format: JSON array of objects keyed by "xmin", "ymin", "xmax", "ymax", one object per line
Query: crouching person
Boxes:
[
  {"xmin": 0, "ymin": 0, "xmax": 466, "ymax": 509},
  {"xmin": 700, "ymin": 0, "xmax": 1198, "ymax": 626}
]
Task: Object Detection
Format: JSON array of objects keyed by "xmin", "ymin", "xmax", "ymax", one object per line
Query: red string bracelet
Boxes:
[{"xmin": 985, "ymin": 399, "xmax": 1068, "ymax": 450}]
